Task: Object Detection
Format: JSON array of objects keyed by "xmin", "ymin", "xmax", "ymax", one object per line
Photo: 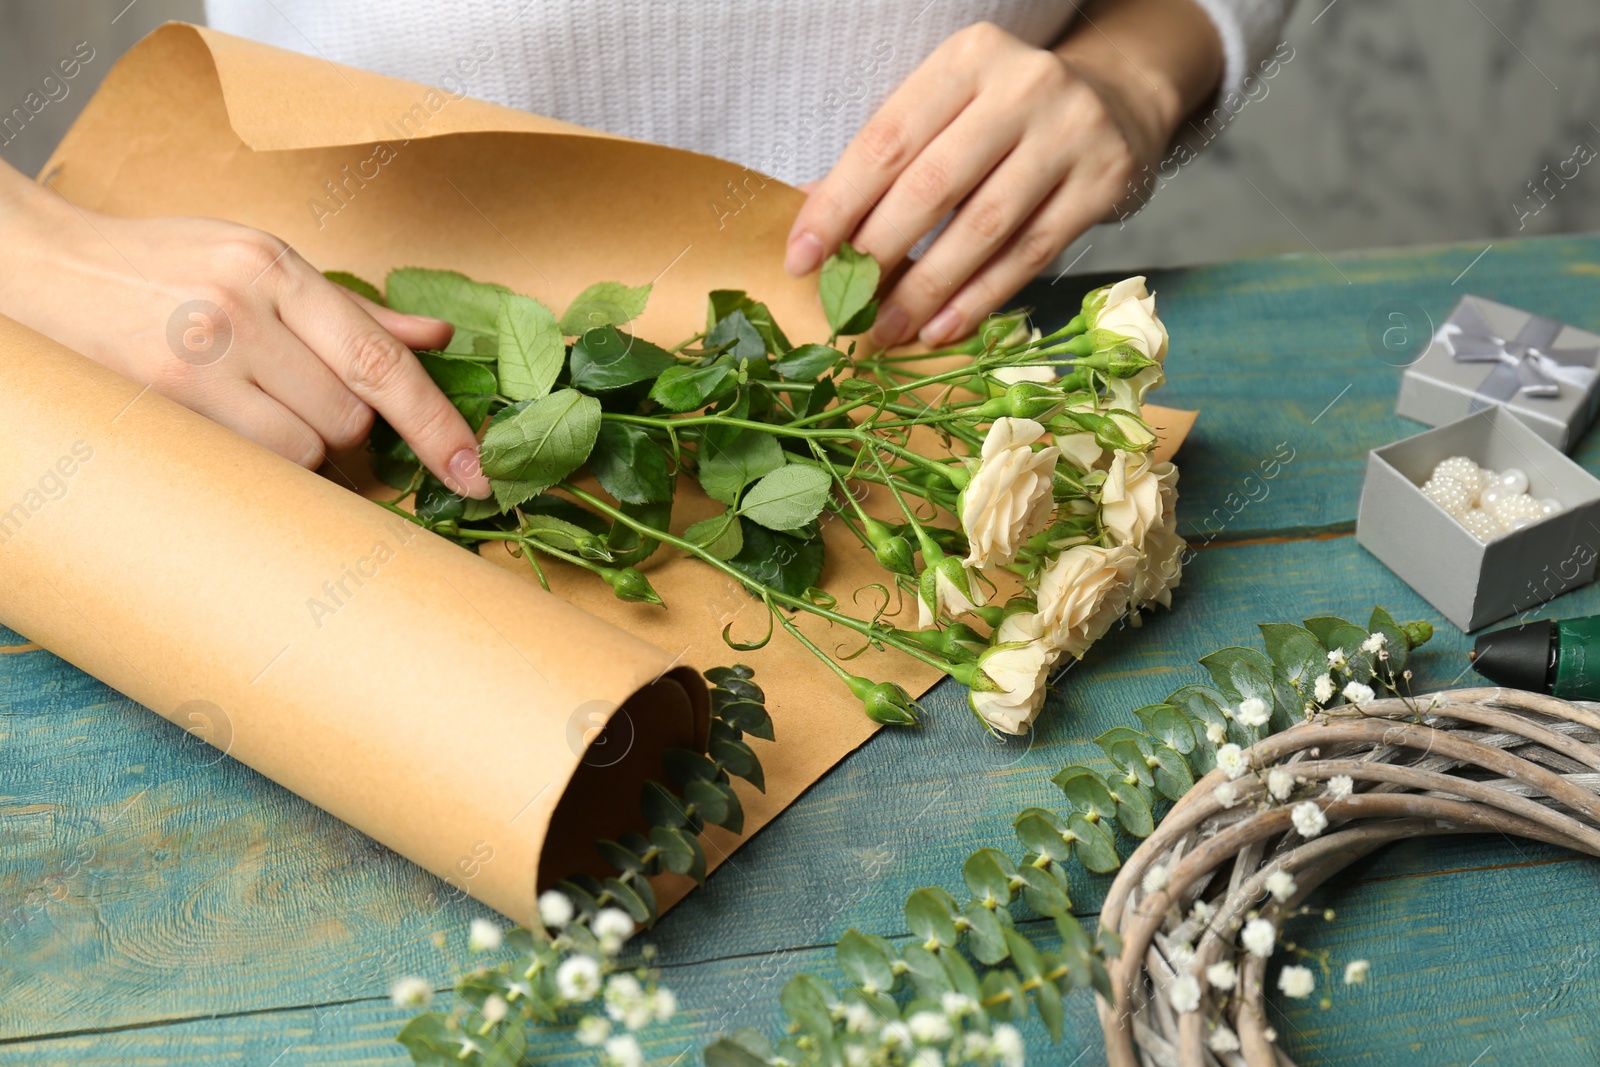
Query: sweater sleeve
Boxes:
[{"xmin": 1168, "ymin": 0, "xmax": 1297, "ymax": 153}]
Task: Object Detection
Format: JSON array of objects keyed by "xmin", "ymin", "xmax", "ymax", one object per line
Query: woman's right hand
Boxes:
[{"xmin": 0, "ymin": 163, "xmax": 490, "ymax": 498}]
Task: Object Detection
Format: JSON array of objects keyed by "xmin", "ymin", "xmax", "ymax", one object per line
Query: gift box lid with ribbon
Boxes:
[{"xmin": 1396, "ymin": 295, "xmax": 1600, "ymax": 452}]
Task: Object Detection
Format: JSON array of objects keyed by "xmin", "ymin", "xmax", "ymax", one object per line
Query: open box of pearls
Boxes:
[{"xmin": 1356, "ymin": 406, "xmax": 1600, "ymax": 631}]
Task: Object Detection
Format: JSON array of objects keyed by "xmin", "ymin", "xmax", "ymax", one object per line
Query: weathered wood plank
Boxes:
[{"xmin": 8, "ymin": 528, "xmax": 1600, "ymax": 1045}]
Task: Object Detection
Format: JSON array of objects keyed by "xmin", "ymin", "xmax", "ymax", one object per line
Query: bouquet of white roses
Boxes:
[{"xmin": 338, "ymin": 249, "xmax": 1182, "ymax": 735}]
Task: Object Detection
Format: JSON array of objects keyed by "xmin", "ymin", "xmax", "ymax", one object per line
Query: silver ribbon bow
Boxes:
[{"xmin": 1434, "ymin": 301, "xmax": 1600, "ymax": 410}]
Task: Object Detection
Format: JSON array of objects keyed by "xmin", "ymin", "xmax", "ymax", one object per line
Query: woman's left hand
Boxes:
[{"xmin": 784, "ymin": 10, "xmax": 1219, "ymax": 348}]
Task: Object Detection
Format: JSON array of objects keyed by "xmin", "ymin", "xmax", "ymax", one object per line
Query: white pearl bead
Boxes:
[
  {"xmin": 1540, "ymin": 498, "xmax": 1563, "ymax": 516},
  {"xmin": 1498, "ymin": 468, "xmax": 1530, "ymax": 495},
  {"xmin": 1479, "ymin": 485, "xmax": 1505, "ymax": 509},
  {"xmin": 1511, "ymin": 516, "xmax": 1535, "ymax": 530}
]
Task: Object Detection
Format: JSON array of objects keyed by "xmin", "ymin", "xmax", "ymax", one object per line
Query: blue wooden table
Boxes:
[{"xmin": 5, "ymin": 234, "xmax": 1600, "ymax": 1066}]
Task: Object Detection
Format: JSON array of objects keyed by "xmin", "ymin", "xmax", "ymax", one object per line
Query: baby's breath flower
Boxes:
[
  {"xmin": 1277, "ymin": 964, "xmax": 1316, "ymax": 998},
  {"xmin": 1344, "ymin": 959, "xmax": 1371, "ymax": 985},
  {"xmin": 481, "ymin": 994, "xmax": 509, "ymax": 1024},
  {"xmin": 604, "ymin": 1034, "xmax": 645, "ymax": 1067},
  {"xmin": 1213, "ymin": 781, "xmax": 1239, "ymax": 808},
  {"xmin": 1216, "ymin": 743, "xmax": 1247, "ymax": 780},
  {"xmin": 1266, "ymin": 869, "xmax": 1297, "ymax": 902},
  {"xmin": 845, "ymin": 1046, "xmax": 869, "ymax": 1067},
  {"xmin": 1205, "ymin": 720, "xmax": 1227, "ymax": 744},
  {"xmin": 1327, "ymin": 648, "xmax": 1347, "ymax": 669},
  {"xmin": 556, "ymin": 956, "xmax": 602, "ymax": 1002},
  {"xmin": 594, "ymin": 907, "xmax": 635, "ymax": 949},
  {"xmin": 1327, "ymin": 774, "xmax": 1354, "ymax": 800},
  {"xmin": 1292, "ymin": 800, "xmax": 1329, "ymax": 839},
  {"xmin": 940, "ymin": 992, "xmax": 979, "ymax": 1018},
  {"xmin": 576, "ymin": 1015, "xmax": 611, "ymax": 1046},
  {"xmin": 843, "ymin": 1002, "xmax": 877, "ymax": 1034},
  {"xmin": 1266, "ymin": 767, "xmax": 1294, "ymax": 801},
  {"xmin": 1313, "ymin": 672, "xmax": 1335, "ymax": 704},
  {"xmin": 389, "ymin": 976, "xmax": 433, "ymax": 1009},
  {"xmin": 991, "ymin": 1024, "xmax": 1026, "ymax": 1067},
  {"xmin": 1342, "ymin": 681, "xmax": 1375, "ymax": 706},
  {"xmin": 880, "ymin": 1021, "xmax": 914, "ymax": 1051},
  {"xmin": 1190, "ymin": 899, "xmax": 1215, "ymax": 925},
  {"xmin": 538, "ymin": 890, "xmax": 575, "ymax": 929},
  {"xmin": 1142, "ymin": 863, "xmax": 1170, "ymax": 895},
  {"xmin": 1360, "ymin": 631, "xmax": 1386, "ymax": 654},
  {"xmin": 468, "ymin": 918, "xmax": 503, "ymax": 953},
  {"xmin": 605, "ymin": 974, "xmax": 653, "ymax": 1031},
  {"xmin": 1207, "ymin": 1025, "xmax": 1241, "ymax": 1053},
  {"xmin": 1169, "ymin": 974, "xmax": 1201, "ymax": 1013},
  {"xmin": 909, "ymin": 1049, "xmax": 942, "ymax": 1067},
  {"xmin": 1236, "ymin": 696, "xmax": 1271, "ymax": 727},
  {"xmin": 649, "ymin": 987, "xmax": 677, "ymax": 1023},
  {"xmin": 1242, "ymin": 918, "xmax": 1275, "ymax": 958},
  {"xmin": 908, "ymin": 1011, "xmax": 953, "ymax": 1044},
  {"xmin": 1205, "ymin": 960, "xmax": 1237, "ymax": 990}
]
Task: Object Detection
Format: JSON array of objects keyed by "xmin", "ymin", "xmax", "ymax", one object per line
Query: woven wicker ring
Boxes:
[{"xmin": 1095, "ymin": 687, "xmax": 1600, "ymax": 1066}]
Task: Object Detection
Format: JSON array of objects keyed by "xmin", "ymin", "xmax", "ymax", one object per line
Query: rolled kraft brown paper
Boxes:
[{"xmin": 0, "ymin": 313, "xmax": 707, "ymax": 928}]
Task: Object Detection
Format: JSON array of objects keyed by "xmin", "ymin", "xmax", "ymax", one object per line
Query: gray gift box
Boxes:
[
  {"xmin": 1395, "ymin": 295, "xmax": 1600, "ymax": 452},
  {"xmin": 1356, "ymin": 407, "xmax": 1600, "ymax": 632}
]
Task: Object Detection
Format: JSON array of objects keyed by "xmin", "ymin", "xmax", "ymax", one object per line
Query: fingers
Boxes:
[
  {"xmin": 345, "ymin": 289, "xmax": 455, "ymax": 352},
  {"xmin": 905, "ymin": 169, "xmax": 1111, "ymax": 347},
  {"xmin": 870, "ymin": 139, "xmax": 1065, "ymax": 346},
  {"xmin": 274, "ymin": 261, "xmax": 492, "ymax": 499},
  {"xmin": 179, "ymin": 378, "xmax": 330, "ymax": 470},
  {"xmin": 847, "ymin": 97, "xmax": 1028, "ymax": 275},
  {"xmin": 785, "ymin": 53, "xmax": 975, "ymax": 276},
  {"xmin": 250, "ymin": 323, "xmax": 375, "ymax": 453}
]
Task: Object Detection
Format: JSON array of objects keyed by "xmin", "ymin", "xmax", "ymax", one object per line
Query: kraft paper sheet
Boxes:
[{"xmin": 0, "ymin": 23, "xmax": 1194, "ymax": 925}]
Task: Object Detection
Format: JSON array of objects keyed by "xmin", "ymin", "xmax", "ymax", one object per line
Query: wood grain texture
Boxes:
[{"xmin": 6, "ymin": 234, "xmax": 1600, "ymax": 1065}]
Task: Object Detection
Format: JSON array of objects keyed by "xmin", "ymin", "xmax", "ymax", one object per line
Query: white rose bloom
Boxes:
[
  {"xmin": 991, "ymin": 322, "xmax": 1052, "ymax": 384},
  {"xmin": 1089, "ymin": 276, "xmax": 1169, "ymax": 362},
  {"xmin": 1034, "ymin": 543, "xmax": 1139, "ymax": 657},
  {"xmin": 968, "ymin": 613, "xmax": 1055, "ymax": 735},
  {"xmin": 1054, "ymin": 429, "xmax": 1104, "ymax": 472},
  {"xmin": 960, "ymin": 417, "xmax": 1061, "ymax": 569},
  {"xmin": 1130, "ymin": 468, "xmax": 1183, "ymax": 611},
  {"xmin": 1101, "ymin": 451, "xmax": 1170, "ymax": 550},
  {"xmin": 917, "ymin": 557, "xmax": 986, "ymax": 629},
  {"xmin": 1106, "ymin": 363, "xmax": 1167, "ymax": 408}
]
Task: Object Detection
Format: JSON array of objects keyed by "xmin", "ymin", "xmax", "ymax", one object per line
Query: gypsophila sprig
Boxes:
[{"xmin": 332, "ymin": 258, "xmax": 1182, "ymax": 736}]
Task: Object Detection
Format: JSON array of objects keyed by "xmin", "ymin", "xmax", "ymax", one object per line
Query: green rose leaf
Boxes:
[
  {"xmin": 650, "ymin": 357, "xmax": 739, "ymax": 412},
  {"xmin": 417, "ymin": 351, "xmax": 497, "ymax": 430},
  {"xmin": 570, "ymin": 326, "xmax": 677, "ymax": 392},
  {"xmin": 685, "ymin": 507, "xmax": 745, "ymax": 561},
  {"xmin": 589, "ymin": 422, "xmax": 674, "ymax": 505},
  {"xmin": 480, "ymin": 389, "xmax": 602, "ymax": 510},
  {"xmin": 697, "ymin": 426, "xmax": 786, "ymax": 505},
  {"xmin": 774, "ymin": 343, "xmax": 844, "ymax": 381},
  {"xmin": 386, "ymin": 267, "xmax": 509, "ymax": 356},
  {"xmin": 818, "ymin": 242, "xmax": 880, "ymax": 338},
  {"xmin": 708, "ymin": 290, "xmax": 791, "ymax": 354},
  {"xmin": 706, "ymin": 308, "xmax": 767, "ymax": 362},
  {"xmin": 323, "ymin": 270, "xmax": 384, "ymax": 305},
  {"xmin": 737, "ymin": 464, "xmax": 833, "ymax": 531},
  {"xmin": 557, "ymin": 280, "xmax": 651, "ymax": 335},
  {"xmin": 496, "ymin": 293, "xmax": 564, "ymax": 402},
  {"xmin": 368, "ymin": 416, "xmax": 421, "ymax": 490},
  {"xmin": 727, "ymin": 521, "xmax": 825, "ymax": 599}
]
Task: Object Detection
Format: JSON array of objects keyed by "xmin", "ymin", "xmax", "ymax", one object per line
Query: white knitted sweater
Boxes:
[{"xmin": 204, "ymin": 0, "xmax": 1292, "ymax": 186}]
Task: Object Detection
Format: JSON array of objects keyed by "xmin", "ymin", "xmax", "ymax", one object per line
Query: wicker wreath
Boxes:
[{"xmin": 1095, "ymin": 687, "xmax": 1600, "ymax": 1066}]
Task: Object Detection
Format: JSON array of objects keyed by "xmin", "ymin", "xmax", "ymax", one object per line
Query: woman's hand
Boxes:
[
  {"xmin": 0, "ymin": 165, "xmax": 491, "ymax": 498},
  {"xmin": 785, "ymin": 4, "xmax": 1222, "ymax": 348}
]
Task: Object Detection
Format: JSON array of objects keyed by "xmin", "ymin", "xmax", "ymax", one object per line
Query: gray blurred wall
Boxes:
[{"xmin": 2, "ymin": 0, "xmax": 1595, "ymax": 273}]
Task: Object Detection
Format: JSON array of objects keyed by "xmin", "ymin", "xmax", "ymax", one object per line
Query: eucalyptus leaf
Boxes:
[{"xmin": 962, "ymin": 901, "xmax": 1009, "ymax": 965}]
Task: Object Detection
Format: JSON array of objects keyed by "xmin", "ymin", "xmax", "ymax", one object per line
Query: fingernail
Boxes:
[
  {"xmin": 786, "ymin": 231, "xmax": 824, "ymax": 276},
  {"xmin": 872, "ymin": 305, "xmax": 909, "ymax": 347},
  {"xmin": 920, "ymin": 307, "xmax": 962, "ymax": 346},
  {"xmin": 408, "ymin": 314, "xmax": 451, "ymax": 327},
  {"xmin": 447, "ymin": 446, "xmax": 492, "ymax": 499}
]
